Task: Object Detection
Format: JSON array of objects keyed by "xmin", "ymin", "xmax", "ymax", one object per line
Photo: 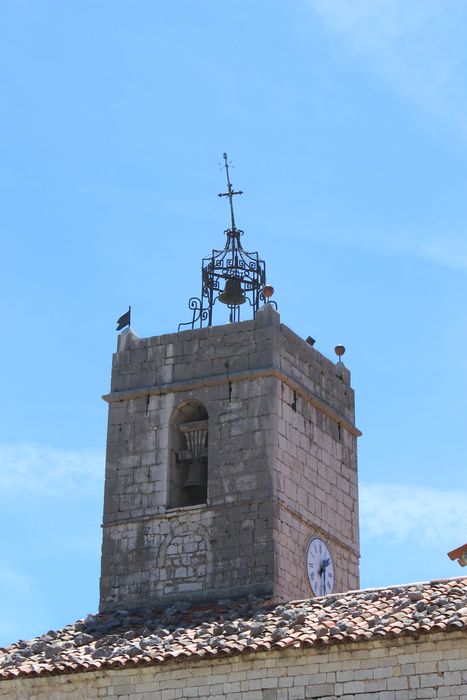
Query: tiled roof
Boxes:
[{"xmin": 1, "ymin": 577, "xmax": 467, "ymax": 681}]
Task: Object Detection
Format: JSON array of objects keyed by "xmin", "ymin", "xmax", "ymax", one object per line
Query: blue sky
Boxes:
[{"xmin": 1, "ymin": 0, "xmax": 467, "ymax": 645}]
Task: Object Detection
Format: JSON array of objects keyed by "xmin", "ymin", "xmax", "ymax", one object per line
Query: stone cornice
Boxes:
[{"xmin": 102, "ymin": 366, "xmax": 362, "ymax": 437}]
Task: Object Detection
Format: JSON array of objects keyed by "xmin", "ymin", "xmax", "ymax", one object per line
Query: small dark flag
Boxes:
[{"xmin": 116, "ymin": 306, "xmax": 131, "ymax": 331}]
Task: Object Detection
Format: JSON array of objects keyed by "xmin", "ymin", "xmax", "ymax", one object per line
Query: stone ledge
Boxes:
[
  {"xmin": 102, "ymin": 366, "xmax": 362, "ymax": 438},
  {"xmin": 101, "ymin": 497, "xmax": 271, "ymax": 528},
  {"xmin": 165, "ymin": 502, "xmax": 209, "ymax": 518}
]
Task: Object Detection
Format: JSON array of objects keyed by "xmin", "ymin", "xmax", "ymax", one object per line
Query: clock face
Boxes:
[{"xmin": 307, "ymin": 537, "xmax": 334, "ymax": 596}]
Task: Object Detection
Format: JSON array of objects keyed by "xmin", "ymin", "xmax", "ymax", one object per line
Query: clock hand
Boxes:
[
  {"xmin": 321, "ymin": 558, "xmax": 330, "ymax": 595},
  {"xmin": 318, "ymin": 558, "xmax": 330, "ymax": 573}
]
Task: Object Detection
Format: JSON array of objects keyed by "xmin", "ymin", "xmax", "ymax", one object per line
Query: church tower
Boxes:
[{"xmin": 99, "ymin": 155, "xmax": 360, "ymax": 611}]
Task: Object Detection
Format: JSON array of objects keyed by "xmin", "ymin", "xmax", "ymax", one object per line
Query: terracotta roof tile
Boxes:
[{"xmin": 1, "ymin": 577, "xmax": 467, "ymax": 680}]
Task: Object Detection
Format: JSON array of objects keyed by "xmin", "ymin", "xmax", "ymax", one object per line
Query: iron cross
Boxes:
[{"xmin": 218, "ymin": 152, "xmax": 243, "ymax": 231}]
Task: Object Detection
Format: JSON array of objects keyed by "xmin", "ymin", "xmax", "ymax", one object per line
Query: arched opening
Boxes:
[{"xmin": 168, "ymin": 401, "xmax": 208, "ymax": 508}]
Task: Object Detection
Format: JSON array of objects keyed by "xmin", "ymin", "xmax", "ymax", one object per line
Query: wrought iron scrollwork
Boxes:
[
  {"xmin": 178, "ymin": 297, "xmax": 209, "ymax": 331},
  {"xmin": 179, "ymin": 153, "xmax": 276, "ymax": 330}
]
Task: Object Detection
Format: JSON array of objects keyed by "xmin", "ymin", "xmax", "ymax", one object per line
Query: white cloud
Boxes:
[
  {"xmin": 0, "ymin": 566, "xmax": 31, "ymax": 595},
  {"xmin": 0, "ymin": 443, "xmax": 104, "ymax": 498},
  {"xmin": 308, "ymin": 0, "xmax": 467, "ymax": 136},
  {"xmin": 309, "ymin": 0, "xmax": 444, "ymax": 50},
  {"xmin": 360, "ymin": 482, "xmax": 467, "ymax": 546},
  {"xmin": 414, "ymin": 237, "xmax": 467, "ymax": 271},
  {"xmin": 310, "ymin": 226, "xmax": 467, "ymax": 273},
  {"xmin": 369, "ymin": 232, "xmax": 467, "ymax": 272}
]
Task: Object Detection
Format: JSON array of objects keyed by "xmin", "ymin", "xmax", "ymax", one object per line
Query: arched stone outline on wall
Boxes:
[
  {"xmin": 167, "ymin": 399, "xmax": 209, "ymax": 509},
  {"xmin": 159, "ymin": 522, "xmax": 213, "ymax": 597}
]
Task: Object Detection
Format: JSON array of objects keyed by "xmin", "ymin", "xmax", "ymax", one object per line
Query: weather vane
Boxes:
[{"xmin": 179, "ymin": 153, "xmax": 276, "ymax": 330}]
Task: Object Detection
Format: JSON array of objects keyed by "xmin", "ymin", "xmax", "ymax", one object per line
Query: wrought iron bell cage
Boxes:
[{"xmin": 179, "ymin": 154, "xmax": 275, "ymax": 331}]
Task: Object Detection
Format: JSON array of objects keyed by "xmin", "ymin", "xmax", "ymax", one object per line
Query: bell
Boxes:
[
  {"xmin": 183, "ymin": 461, "xmax": 207, "ymax": 500},
  {"xmin": 219, "ymin": 277, "xmax": 246, "ymax": 306}
]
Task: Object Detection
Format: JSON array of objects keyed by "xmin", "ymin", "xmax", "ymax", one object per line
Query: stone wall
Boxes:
[
  {"xmin": 2, "ymin": 632, "xmax": 466, "ymax": 699},
  {"xmin": 272, "ymin": 324, "xmax": 359, "ymax": 600},
  {"xmin": 100, "ymin": 305, "xmax": 360, "ymax": 610}
]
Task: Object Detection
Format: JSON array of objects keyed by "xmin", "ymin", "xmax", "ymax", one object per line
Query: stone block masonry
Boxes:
[
  {"xmin": 100, "ymin": 304, "xmax": 360, "ymax": 611},
  {"xmin": 2, "ymin": 632, "xmax": 467, "ymax": 699}
]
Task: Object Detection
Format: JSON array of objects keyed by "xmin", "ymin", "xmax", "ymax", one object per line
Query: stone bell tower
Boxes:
[{"xmin": 99, "ymin": 155, "xmax": 360, "ymax": 611}]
